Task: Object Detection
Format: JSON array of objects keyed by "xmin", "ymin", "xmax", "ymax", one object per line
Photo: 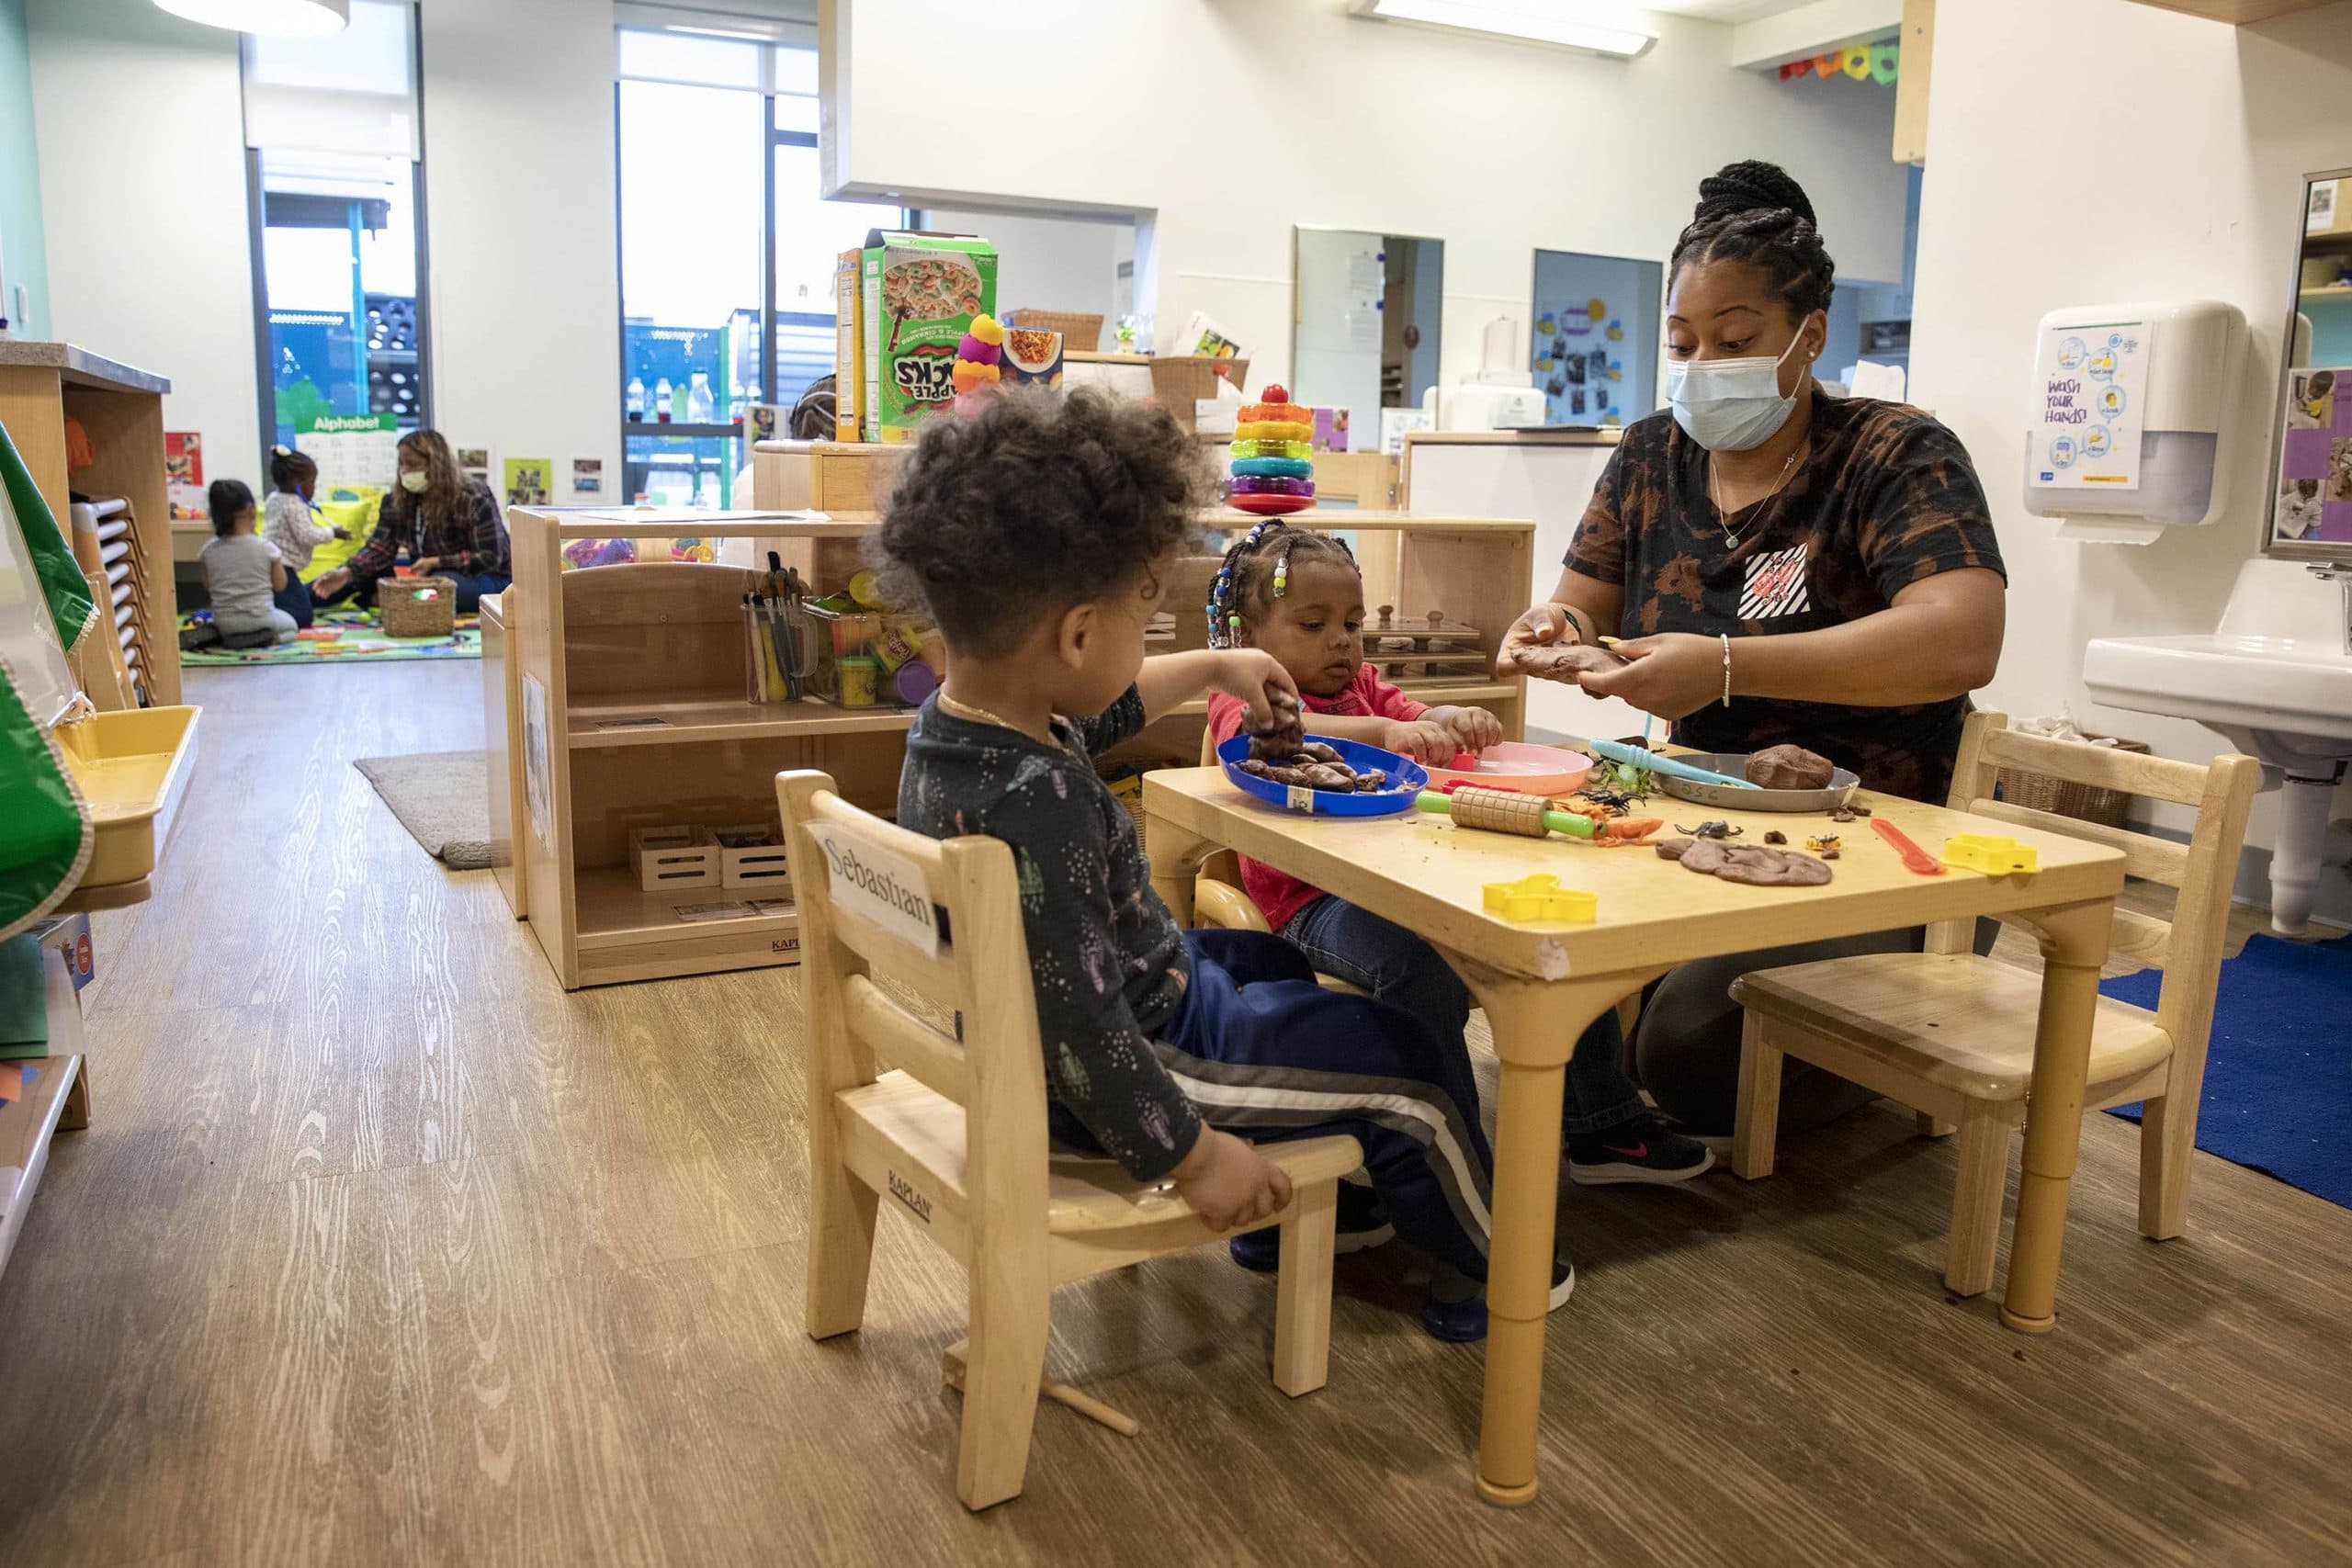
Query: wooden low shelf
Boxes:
[{"xmin": 505, "ymin": 502, "xmax": 1534, "ymax": 987}]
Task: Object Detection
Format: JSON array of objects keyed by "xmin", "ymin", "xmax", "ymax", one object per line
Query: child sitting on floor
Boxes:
[
  {"xmin": 879, "ymin": 389, "xmax": 1566, "ymax": 1341},
  {"xmin": 260, "ymin": 445, "xmax": 350, "ymax": 630},
  {"xmin": 198, "ymin": 479, "xmax": 299, "ymax": 647},
  {"xmin": 1202, "ymin": 523, "xmax": 1712, "ymax": 1286}
]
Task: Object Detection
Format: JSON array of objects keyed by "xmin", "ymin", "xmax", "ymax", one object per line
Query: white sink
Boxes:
[{"xmin": 2083, "ymin": 558, "xmax": 2350, "ymax": 935}]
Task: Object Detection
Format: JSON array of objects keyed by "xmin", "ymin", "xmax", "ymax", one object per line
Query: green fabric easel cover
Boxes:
[
  {"xmin": 0, "ymin": 418, "xmax": 94, "ymax": 654},
  {"xmin": 0, "ymin": 415, "xmax": 95, "ymax": 942}
]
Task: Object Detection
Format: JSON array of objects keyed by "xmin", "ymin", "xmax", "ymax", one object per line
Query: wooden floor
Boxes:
[{"xmin": 3, "ymin": 662, "xmax": 2348, "ymax": 1568}]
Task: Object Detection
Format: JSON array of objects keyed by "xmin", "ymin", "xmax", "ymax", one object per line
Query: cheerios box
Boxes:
[{"xmin": 860, "ymin": 231, "xmax": 998, "ymax": 444}]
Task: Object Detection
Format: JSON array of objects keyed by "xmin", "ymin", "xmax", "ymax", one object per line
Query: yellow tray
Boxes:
[{"xmin": 55, "ymin": 705, "xmax": 201, "ymax": 887}]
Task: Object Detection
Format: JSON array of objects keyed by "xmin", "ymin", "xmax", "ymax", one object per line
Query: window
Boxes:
[
  {"xmin": 243, "ymin": 0, "xmax": 429, "ymax": 466},
  {"xmin": 616, "ymin": 16, "xmax": 899, "ymax": 508}
]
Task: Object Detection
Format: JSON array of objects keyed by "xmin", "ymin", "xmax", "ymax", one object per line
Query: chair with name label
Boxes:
[
  {"xmin": 778, "ymin": 770, "xmax": 1361, "ymax": 1511},
  {"xmin": 1728, "ymin": 712, "xmax": 2258, "ymax": 1296}
]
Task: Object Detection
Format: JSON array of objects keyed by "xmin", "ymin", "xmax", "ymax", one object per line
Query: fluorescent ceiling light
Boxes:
[
  {"xmin": 154, "ymin": 0, "xmax": 348, "ymax": 37},
  {"xmin": 1348, "ymin": 0, "xmax": 1657, "ymax": 58}
]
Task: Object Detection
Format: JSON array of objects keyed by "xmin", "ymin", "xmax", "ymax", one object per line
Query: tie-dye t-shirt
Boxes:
[
  {"xmin": 898, "ymin": 687, "xmax": 1203, "ymax": 1180},
  {"xmin": 1566, "ymin": 396, "xmax": 2005, "ymax": 803}
]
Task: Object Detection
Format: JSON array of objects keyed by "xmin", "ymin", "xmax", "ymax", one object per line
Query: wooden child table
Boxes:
[{"xmin": 1141, "ymin": 770, "xmax": 2127, "ymax": 1506}]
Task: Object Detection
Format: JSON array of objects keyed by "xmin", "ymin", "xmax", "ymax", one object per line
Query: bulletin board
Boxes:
[{"xmin": 1531, "ymin": 251, "xmax": 1661, "ymax": 428}]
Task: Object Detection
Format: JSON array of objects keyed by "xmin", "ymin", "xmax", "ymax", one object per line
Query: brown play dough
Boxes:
[
  {"xmin": 1745, "ymin": 743, "xmax": 1836, "ymax": 791},
  {"xmin": 1656, "ymin": 838, "xmax": 1833, "ymax": 886},
  {"xmin": 1508, "ymin": 643, "xmax": 1628, "ymax": 681},
  {"xmin": 1245, "ymin": 689, "xmax": 1306, "ymax": 758}
]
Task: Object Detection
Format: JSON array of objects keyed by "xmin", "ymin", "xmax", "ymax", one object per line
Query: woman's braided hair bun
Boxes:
[{"xmin": 1672, "ymin": 159, "xmax": 1835, "ymax": 321}]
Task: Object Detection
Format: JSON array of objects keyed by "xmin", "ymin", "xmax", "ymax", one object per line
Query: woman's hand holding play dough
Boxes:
[
  {"xmin": 1496, "ymin": 602, "xmax": 1574, "ymax": 677},
  {"xmin": 1574, "ymin": 632, "xmax": 1723, "ymax": 719}
]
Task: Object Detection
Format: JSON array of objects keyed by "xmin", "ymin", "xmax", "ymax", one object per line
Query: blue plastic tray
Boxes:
[{"xmin": 1216, "ymin": 733, "xmax": 1428, "ymax": 817}]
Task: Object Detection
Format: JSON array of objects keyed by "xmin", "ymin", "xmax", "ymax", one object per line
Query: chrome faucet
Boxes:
[{"xmin": 2312, "ymin": 561, "xmax": 2352, "ymax": 651}]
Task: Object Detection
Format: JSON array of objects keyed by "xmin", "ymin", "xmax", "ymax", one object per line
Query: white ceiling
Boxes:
[{"xmin": 1639, "ymin": 0, "xmax": 1825, "ymax": 19}]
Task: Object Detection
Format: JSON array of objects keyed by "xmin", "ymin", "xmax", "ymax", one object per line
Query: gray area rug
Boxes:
[{"xmin": 354, "ymin": 751, "xmax": 493, "ymax": 870}]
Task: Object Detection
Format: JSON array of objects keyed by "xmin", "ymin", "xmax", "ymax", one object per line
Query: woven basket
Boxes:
[
  {"xmin": 1006, "ymin": 309, "xmax": 1104, "ymax": 352},
  {"xmin": 1996, "ymin": 734, "xmax": 2150, "ymax": 829},
  {"xmin": 379, "ymin": 574, "xmax": 458, "ymax": 637}
]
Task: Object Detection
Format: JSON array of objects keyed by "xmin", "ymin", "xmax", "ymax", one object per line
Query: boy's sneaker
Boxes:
[
  {"xmin": 1418, "ymin": 1257, "xmax": 1576, "ymax": 1343},
  {"xmin": 1567, "ymin": 1111, "xmax": 1715, "ymax": 1186},
  {"xmin": 1227, "ymin": 1182, "xmax": 1395, "ymax": 1273}
]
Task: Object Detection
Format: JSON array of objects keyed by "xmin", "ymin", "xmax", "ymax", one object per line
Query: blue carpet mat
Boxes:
[{"xmin": 2104, "ymin": 931, "xmax": 2352, "ymax": 1210}]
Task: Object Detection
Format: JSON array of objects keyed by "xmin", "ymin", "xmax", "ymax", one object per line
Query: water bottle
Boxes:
[
  {"xmin": 626, "ymin": 376, "xmax": 646, "ymax": 422},
  {"xmin": 687, "ymin": 371, "xmax": 715, "ymax": 423},
  {"xmin": 653, "ymin": 377, "xmax": 673, "ymax": 423}
]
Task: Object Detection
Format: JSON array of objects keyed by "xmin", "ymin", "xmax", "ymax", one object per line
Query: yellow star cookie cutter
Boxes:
[
  {"xmin": 1942, "ymin": 833, "xmax": 2039, "ymax": 874},
  {"xmin": 1482, "ymin": 874, "xmax": 1597, "ymax": 923}
]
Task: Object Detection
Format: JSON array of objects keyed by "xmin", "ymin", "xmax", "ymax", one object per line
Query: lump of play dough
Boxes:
[
  {"xmin": 1745, "ymin": 744, "xmax": 1836, "ymax": 791},
  {"xmin": 1509, "ymin": 643, "xmax": 1627, "ymax": 681},
  {"xmin": 1657, "ymin": 838, "xmax": 1833, "ymax": 886}
]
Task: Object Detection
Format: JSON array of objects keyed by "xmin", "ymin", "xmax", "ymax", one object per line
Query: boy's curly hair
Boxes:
[{"xmin": 874, "ymin": 389, "xmax": 1215, "ymax": 660}]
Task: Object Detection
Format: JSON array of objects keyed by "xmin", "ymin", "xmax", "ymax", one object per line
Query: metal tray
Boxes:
[{"xmin": 1657, "ymin": 751, "xmax": 1857, "ymax": 813}]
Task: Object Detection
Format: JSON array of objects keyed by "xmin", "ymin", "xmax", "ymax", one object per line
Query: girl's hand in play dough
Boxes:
[
  {"xmin": 1211, "ymin": 648, "xmax": 1302, "ymax": 732},
  {"xmin": 1426, "ymin": 705, "xmax": 1504, "ymax": 754},
  {"xmin": 1576, "ymin": 633, "xmax": 1720, "ymax": 719},
  {"xmin": 1172, "ymin": 1127, "xmax": 1292, "ymax": 1233},
  {"xmin": 1382, "ymin": 717, "xmax": 1462, "ymax": 764}
]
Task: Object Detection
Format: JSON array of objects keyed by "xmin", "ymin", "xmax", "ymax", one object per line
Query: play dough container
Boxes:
[{"xmin": 1421, "ymin": 741, "xmax": 1593, "ymax": 797}]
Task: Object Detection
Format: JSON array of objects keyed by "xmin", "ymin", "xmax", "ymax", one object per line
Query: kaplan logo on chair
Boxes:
[
  {"xmin": 888, "ymin": 1169, "xmax": 933, "ymax": 1224},
  {"xmin": 1740, "ymin": 544, "xmax": 1811, "ymax": 620}
]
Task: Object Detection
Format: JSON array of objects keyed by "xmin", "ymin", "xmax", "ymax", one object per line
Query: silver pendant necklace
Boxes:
[{"xmin": 1707, "ymin": 438, "xmax": 1807, "ymax": 547}]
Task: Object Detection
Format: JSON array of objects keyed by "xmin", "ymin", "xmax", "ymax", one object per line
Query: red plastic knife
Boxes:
[{"xmin": 1872, "ymin": 818, "xmax": 1945, "ymax": 875}]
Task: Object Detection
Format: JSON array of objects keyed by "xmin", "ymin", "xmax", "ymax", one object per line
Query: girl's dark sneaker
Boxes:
[
  {"xmin": 1227, "ymin": 1182, "xmax": 1394, "ymax": 1273},
  {"xmin": 1567, "ymin": 1111, "xmax": 1715, "ymax": 1186}
]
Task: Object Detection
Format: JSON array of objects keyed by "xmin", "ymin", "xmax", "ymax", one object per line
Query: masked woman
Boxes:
[
  {"xmin": 1498, "ymin": 161, "xmax": 2007, "ymax": 1136},
  {"xmin": 312, "ymin": 428, "xmax": 511, "ymax": 614}
]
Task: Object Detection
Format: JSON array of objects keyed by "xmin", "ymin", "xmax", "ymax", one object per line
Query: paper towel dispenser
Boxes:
[{"xmin": 2020, "ymin": 299, "xmax": 2244, "ymax": 541}]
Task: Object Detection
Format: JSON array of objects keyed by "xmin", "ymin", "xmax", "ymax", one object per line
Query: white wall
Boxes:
[
  {"xmin": 919, "ymin": 206, "xmax": 1125, "ymax": 351},
  {"xmin": 825, "ymin": 0, "xmax": 1915, "ymax": 394},
  {"xmin": 1909, "ymin": 0, "xmax": 2352, "ymax": 908},
  {"xmin": 420, "ymin": 0, "xmax": 618, "ymax": 502},
  {"xmin": 29, "ymin": 0, "xmax": 260, "ymax": 485}
]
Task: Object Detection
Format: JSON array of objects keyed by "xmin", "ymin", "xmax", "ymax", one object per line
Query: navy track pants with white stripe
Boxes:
[{"xmin": 1155, "ymin": 929, "xmax": 1496, "ymax": 1279}]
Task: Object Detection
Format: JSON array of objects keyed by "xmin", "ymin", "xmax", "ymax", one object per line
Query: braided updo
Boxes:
[{"xmin": 1669, "ymin": 160, "xmax": 1836, "ymax": 323}]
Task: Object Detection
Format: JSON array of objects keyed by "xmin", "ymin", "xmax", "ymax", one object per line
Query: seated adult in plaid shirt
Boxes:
[{"xmin": 314, "ymin": 429, "xmax": 513, "ymax": 614}]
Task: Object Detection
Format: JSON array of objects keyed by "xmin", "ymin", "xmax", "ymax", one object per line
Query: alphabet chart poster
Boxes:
[
  {"xmin": 298, "ymin": 412, "xmax": 400, "ymax": 493},
  {"xmin": 2030, "ymin": 321, "xmax": 2146, "ymax": 491},
  {"xmin": 2277, "ymin": 367, "xmax": 2352, "ymax": 544}
]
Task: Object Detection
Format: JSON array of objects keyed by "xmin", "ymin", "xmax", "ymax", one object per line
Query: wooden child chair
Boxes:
[
  {"xmin": 1727, "ymin": 713, "xmax": 2258, "ymax": 1296},
  {"xmin": 777, "ymin": 770, "xmax": 1362, "ymax": 1511}
]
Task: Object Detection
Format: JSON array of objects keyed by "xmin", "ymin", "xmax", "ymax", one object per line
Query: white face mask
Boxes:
[
  {"xmin": 398, "ymin": 469, "xmax": 430, "ymax": 494},
  {"xmin": 1665, "ymin": 325, "xmax": 1813, "ymax": 452}
]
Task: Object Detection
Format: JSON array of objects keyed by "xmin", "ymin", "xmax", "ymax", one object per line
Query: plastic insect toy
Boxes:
[{"xmin": 1677, "ymin": 820, "xmax": 1743, "ymax": 840}]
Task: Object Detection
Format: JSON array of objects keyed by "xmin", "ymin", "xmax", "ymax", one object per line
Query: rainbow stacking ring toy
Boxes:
[{"xmin": 1227, "ymin": 385, "xmax": 1315, "ymax": 515}]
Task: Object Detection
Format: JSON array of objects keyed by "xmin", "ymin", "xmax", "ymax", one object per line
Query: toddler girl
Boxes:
[
  {"xmin": 1203, "ymin": 522, "xmax": 1712, "ymax": 1282},
  {"xmin": 261, "ymin": 446, "xmax": 348, "ymax": 629},
  {"xmin": 198, "ymin": 479, "xmax": 298, "ymax": 646}
]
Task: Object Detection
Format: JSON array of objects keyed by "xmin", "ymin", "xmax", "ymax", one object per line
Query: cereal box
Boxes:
[
  {"xmin": 833, "ymin": 247, "xmax": 865, "ymax": 442},
  {"xmin": 861, "ymin": 231, "xmax": 999, "ymax": 444}
]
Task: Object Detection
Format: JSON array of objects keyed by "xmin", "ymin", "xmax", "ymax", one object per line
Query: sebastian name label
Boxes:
[{"xmin": 808, "ymin": 826, "xmax": 939, "ymax": 957}]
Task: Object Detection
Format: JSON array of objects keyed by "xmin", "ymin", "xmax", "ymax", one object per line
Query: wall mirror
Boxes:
[
  {"xmin": 1529, "ymin": 250, "xmax": 1661, "ymax": 428},
  {"xmin": 2266, "ymin": 163, "xmax": 2352, "ymax": 558},
  {"xmin": 1291, "ymin": 228, "xmax": 1443, "ymax": 439}
]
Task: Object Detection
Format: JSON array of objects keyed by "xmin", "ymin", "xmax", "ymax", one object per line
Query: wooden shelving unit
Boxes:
[
  {"xmin": 504, "ymin": 508, "xmax": 910, "ymax": 989},
  {"xmin": 0, "ymin": 342, "xmax": 179, "ymax": 708}
]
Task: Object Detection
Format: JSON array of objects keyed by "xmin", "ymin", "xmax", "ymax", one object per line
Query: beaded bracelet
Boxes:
[{"xmin": 1720, "ymin": 633, "xmax": 1733, "ymax": 708}]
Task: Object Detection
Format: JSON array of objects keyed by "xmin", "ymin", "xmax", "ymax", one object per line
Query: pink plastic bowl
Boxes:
[{"xmin": 1420, "ymin": 741, "xmax": 1592, "ymax": 796}]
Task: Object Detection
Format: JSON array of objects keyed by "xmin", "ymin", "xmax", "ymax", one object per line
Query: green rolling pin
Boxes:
[{"xmin": 1416, "ymin": 787, "xmax": 1597, "ymax": 840}]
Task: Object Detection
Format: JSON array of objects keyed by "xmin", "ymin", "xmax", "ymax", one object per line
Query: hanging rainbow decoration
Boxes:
[{"xmin": 1778, "ymin": 39, "xmax": 1898, "ymax": 83}]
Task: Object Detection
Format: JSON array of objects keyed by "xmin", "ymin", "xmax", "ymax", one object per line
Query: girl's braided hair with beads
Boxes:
[
  {"xmin": 1204, "ymin": 520, "xmax": 1357, "ymax": 649},
  {"xmin": 1668, "ymin": 160, "xmax": 1836, "ymax": 325}
]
